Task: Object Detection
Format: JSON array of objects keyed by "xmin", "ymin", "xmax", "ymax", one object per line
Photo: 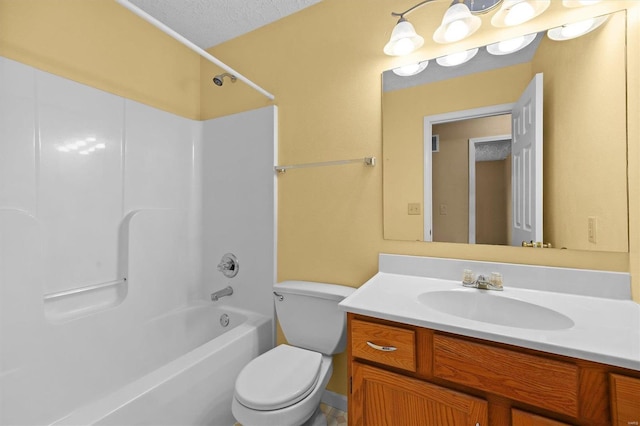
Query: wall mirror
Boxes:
[{"xmin": 382, "ymin": 10, "xmax": 628, "ymax": 252}]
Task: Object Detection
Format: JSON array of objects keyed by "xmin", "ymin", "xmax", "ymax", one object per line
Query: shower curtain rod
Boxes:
[
  {"xmin": 275, "ymin": 157, "xmax": 376, "ymax": 173},
  {"xmin": 115, "ymin": 0, "xmax": 275, "ymax": 101}
]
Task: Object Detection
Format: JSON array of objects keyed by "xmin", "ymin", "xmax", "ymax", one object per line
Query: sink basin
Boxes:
[{"xmin": 417, "ymin": 290, "xmax": 575, "ymax": 330}]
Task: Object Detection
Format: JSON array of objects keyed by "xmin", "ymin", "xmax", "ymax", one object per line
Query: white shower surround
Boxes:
[{"xmin": 0, "ymin": 56, "xmax": 277, "ymax": 425}]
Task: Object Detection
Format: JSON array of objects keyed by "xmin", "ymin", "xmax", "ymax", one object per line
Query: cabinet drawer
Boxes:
[
  {"xmin": 351, "ymin": 318, "xmax": 416, "ymax": 371},
  {"xmin": 610, "ymin": 374, "xmax": 640, "ymax": 426},
  {"xmin": 433, "ymin": 334, "xmax": 578, "ymax": 417}
]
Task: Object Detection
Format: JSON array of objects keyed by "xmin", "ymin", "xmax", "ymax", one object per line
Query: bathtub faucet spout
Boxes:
[{"xmin": 211, "ymin": 286, "xmax": 233, "ymax": 302}]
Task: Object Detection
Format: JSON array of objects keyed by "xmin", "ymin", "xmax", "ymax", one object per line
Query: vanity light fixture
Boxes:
[
  {"xmin": 435, "ymin": 48, "xmax": 479, "ymax": 67},
  {"xmin": 547, "ymin": 15, "xmax": 608, "ymax": 41},
  {"xmin": 383, "ymin": 0, "xmax": 435, "ymax": 56},
  {"xmin": 433, "ymin": 2, "xmax": 481, "ymax": 44},
  {"xmin": 383, "ymin": 18, "xmax": 425, "ymax": 56},
  {"xmin": 486, "ymin": 33, "xmax": 536, "ymax": 55},
  {"xmin": 562, "ymin": 0, "xmax": 602, "ymax": 7},
  {"xmin": 384, "ymin": 0, "xmax": 491, "ymax": 56},
  {"xmin": 392, "ymin": 60, "xmax": 429, "ymax": 76},
  {"xmin": 491, "ymin": 0, "xmax": 550, "ymax": 27}
]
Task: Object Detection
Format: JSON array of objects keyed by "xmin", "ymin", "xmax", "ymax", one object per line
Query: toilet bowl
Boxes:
[
  {"xmin": 231, "ymin": 281, "xmax": 354, "ymax": 426},
  {"xmin": 232, "ymin": 345, "xmax": 333, "ymax": 426}
]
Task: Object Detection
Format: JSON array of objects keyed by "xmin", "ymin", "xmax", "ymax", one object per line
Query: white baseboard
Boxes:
[{"xmin": 321, "ymin": 390, "xmax": 347, "ymax": 412}]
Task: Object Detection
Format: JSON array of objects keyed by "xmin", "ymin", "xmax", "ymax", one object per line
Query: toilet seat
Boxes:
[{"xmin": 235, "ymin": 345, "xmax": 322, "ymax": 411}]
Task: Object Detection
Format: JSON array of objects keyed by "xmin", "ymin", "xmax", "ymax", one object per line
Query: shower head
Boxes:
[{"xmin": 213, "ymin": 73, "xmax": 237, "ymax": 86}]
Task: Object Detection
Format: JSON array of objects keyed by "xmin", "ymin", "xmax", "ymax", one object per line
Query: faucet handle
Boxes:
[
  {"xmin": 462, "ymin": 269, "xmax": 476, "ymax": 286},
  {"xmin": 217, "ymin": 259, "xmax": 232, "ymax": 271},
  {"xmin": 217, "ymin": 253, "xmax": 239, "ymax": 278},
  {"xmin": 490, "ymin": 272, "xmax": 503, "ymax": 289}
]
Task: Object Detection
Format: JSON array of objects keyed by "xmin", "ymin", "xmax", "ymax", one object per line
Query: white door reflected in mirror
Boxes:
[{"xmin": 424, "ymin": 74, "xmax": 542, "ymax": 247}]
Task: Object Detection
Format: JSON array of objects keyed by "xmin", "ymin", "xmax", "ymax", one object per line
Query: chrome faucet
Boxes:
[
  {"xmin": 462, "ymin": 271, "xmax": 503, "ymax": 291},
  {"xmin": 211, "ymin": 286, "xmax": 234, "ymax": 301}
]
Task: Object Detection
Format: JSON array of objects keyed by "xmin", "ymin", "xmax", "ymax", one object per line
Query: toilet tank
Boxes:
[{"xmin": 274, "ymin": 281, "xmax": 355, "ymax": 355}]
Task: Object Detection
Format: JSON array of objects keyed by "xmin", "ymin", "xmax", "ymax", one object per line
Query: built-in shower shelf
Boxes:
[
  {"xmin": 42, "ymin": 210, "xmax": 141, "ymax": 322},
  {"xmin": 44, "ymin": 278, "xmax": 128, "ymax": 323}
]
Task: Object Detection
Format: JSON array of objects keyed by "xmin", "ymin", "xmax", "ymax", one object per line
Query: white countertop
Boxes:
[{"xmin": 340, "ymin": 270, "xmax": 640, "ymax": 371}]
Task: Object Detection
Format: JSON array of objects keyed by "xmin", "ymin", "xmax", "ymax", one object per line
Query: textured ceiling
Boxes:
[
  {"xmin": 129, "ymin": 0, "xmax": 321, "ymax": 49},
  {"xmin": 475, "ymin": 140, "xmax": 511, "ymax": 162}
]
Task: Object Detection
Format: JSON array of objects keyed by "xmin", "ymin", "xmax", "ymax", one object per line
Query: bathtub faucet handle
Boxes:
[
  {"xmin": 217, "ymin": 259, "xmax": 233, "ymax": 271},
  {"xmin": 217, "ymin": 253, "xmax": 239, "ymax": 278}
]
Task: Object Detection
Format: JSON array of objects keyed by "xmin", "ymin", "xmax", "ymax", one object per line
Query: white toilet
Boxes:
[{"xmin": 232, "ymin": 281, "xmax": 355, "ymax": 426}]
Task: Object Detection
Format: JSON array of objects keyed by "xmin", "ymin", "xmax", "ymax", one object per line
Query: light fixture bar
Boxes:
[
  {"xmin": 391, "ymin": 0, "xmax": 437, "ymax": 19},
  {"xmin": 115, "ymin": 0, "xmax": 275, "ymax": 101}
]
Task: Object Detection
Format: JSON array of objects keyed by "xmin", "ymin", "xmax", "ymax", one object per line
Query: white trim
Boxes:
[
  {"xmin": 468, "ymin": 134, "xmax": 511, "ymax": 244},
  {"xmin": 423, "ymin": 118, "xmax": 433, "ymax": 241},
  {"xmin": 468, "ymin": 139, "xmax": 476, "ymax": 244},
  {"xmin": 271, "ymin": 106, "xmax": 279, "ymax": 348},
  {"xmin": 424, "ymin": 103, "xmax": 514, "ymax": 125},
  {"xmin": 321, "ymin": 390, "xmax": 348, "ymax": 412},
  {"xmin": 424, "ymin": 103, "xmax": 513, "ymax": 243},
  {"xmin": 115, "ymin": 0, "xmax": 275, "ymax": 101}
]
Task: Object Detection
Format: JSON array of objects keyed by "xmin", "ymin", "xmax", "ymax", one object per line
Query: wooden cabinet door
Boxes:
[
  {"xmin": 610, "ymin": 374, "xmax": 640, "ymax": 426},
  {"xmin": 511, "ymin": 409, "xmax": 570, "ymax": 426},
  {"xmin": 351, "ymin": 362, "xmax": 488, "ymax": 426}
]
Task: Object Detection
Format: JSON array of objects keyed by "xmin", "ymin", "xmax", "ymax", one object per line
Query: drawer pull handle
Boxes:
[{"xmin": 366, "ymin": 341, "xmax": 397, "ymax": 352}]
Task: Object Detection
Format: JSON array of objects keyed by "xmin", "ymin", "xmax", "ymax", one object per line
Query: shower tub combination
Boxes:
[{"xmin": 52, "ymin": 303, "xmax": 271, "ymax": 426}]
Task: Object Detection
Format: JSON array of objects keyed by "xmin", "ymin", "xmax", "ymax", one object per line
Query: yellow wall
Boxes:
[
  {"xmin": 629, "ymin": 5, "xmax": 640, "ymax": 338},
  {"xmin": 476, "ymin": 160, "xmax": 509, "ymax": 246},
  {"xmin": 1, "ymin": 0, "xmax": 638, "ymax": 398},
  {"xmin": 432, "ymin": 122, "xmax": 471, "ymax": 244},
  {"xmin": 204, "ymin": 0, "xmax": 640, "ymax": 395},
  {"xmin": 532, "ymin": 13, "xmax": 628, "ymax": 252},
  {"xmin": 0, "ymin": 0, "xmax": 201, "ymax": 119},
  {"xmin": 383, "ymin": 64, "xmax": 530, "ymax": 240},
  {"xmin": 431, "ymin": 115, "xmax": 512, "ymax": 244}
]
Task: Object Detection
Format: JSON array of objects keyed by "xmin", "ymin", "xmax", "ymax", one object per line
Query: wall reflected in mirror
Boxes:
[
  {"xmin": 382, "ymin": 10, "xmax": 628, "ymax": 252},
  {"xmin": 432, "ymin": 114, "xmax": 512, "ymax": 245}
]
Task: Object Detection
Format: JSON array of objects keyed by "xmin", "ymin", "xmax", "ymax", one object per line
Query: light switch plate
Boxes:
[{"xmin": 408, "ymin": 203, "xmax": 421, "ymax": 215}]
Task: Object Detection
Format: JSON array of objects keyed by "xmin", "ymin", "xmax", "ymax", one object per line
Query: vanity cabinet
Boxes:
[
  {"xmin": 352, "ymin": 362, "xmax": 488, "ymax": 426},
  {"xmin": 347, "ymin": 314, "xmax": 640, "ymax": 426},
  {"xmin": 511, "ymin": 410, "xmax": 570, "ymax": 426},
  {"xmin": 610, "ymin": 374, "xmax": 640, "ymax": 426}
]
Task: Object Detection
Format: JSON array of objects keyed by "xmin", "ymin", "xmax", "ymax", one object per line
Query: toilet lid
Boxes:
[{"xmin": 235, "ymin": 344, "xmax": 322, "ymax": 411}]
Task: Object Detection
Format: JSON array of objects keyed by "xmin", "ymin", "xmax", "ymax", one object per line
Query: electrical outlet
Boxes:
[
  {"xmin": 408, "ymin": 203, "xmax": 421, "ymax": 215},
  {"xmin": 588, "ymin": 216, "xmax": 597, "ymax": 243},
  {"xmin": 439, "ymin": 204, "xmax": 448, "ymax": 215}
]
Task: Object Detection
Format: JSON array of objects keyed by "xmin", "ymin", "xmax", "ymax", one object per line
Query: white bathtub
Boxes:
[{"xmin": 51, "ymin": 303, "xmax": 272, "ymax": 426}]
